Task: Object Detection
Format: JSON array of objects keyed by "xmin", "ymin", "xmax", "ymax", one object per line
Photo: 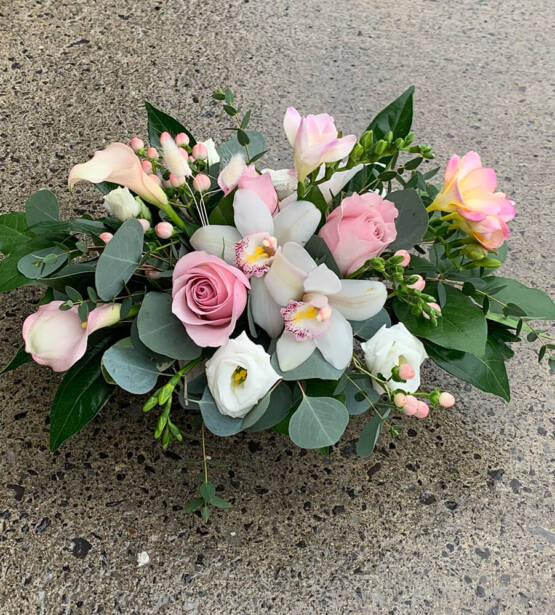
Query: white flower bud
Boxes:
[{"xmin": 103, "ymin": 187, "xmax": 141, "ymax": 221}]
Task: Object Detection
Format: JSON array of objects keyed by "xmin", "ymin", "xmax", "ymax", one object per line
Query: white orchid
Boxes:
[
  {"xmin": 190, "ymin": 189, "xmax": 322, "ymax": 337},
  {"xmin": 264, "ymin": 242, "xmax": 387, "ymax": 372}
]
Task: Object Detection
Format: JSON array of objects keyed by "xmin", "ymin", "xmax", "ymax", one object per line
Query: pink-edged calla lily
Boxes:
[
  {"xmin": 189, "ymin": 190, "xmax": 322, "ymax": 338},
  {"xmin": 68, "ymin": 142, "xmax": 169, "ymax": 208},
  {"xmin": 283, "ymin": 107, "xmax": 357, "ymax": 181},
  {"xmin": 263, "ymin": 242, "xmax": 387, "ymax": 372}
]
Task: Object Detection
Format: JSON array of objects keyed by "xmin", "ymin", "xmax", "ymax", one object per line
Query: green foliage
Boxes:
[
  {"xmin": 217, "ymin": 131, "xmax": 265, "ymax": 165},
  {"xmin": 137, "ymin": 292, "xmax": 201, "ymax": 360},
  {"xmin": 366, "ymin": 86, "xmax": 414, "ymax": 141},
  {"xmin": 0, "ymin": 346, "xmax": 32, "ymax": 375},
  {"xmin": 350, "ymin": 308, "xmax": 391, "ymax": 340},
  {"xmin": 481, "ymin": 277, "xmax": 555, "ymax": 321},
  {"xmin": 102, "ymin": 338, "xmax": 160, "ymax": 394},
  {"xmin": 244, "ymin": 382, "xmax": 298, "ymax": 432},
  {"xmin": 145, "ymin": 101, "xmax": 196, "ymax": 147},
  {"xmin": 387, "ymin": 190, "xmax": 428, "ymax": 250},
  {"xmin": 17, "ymin": 246, "xmax": 68, "ymax": 279},
  {"xmin": 0, "ymin": 212, "xmax": 32, "ymax": 254},
  {"xmin": 270, "ymin": 348, "xmax": 346, "ymax": 381},
  {"xmin": 198, "ymin": 388, "xmax": 243, "ymax": 436},
  {"xmin": 288, "ymin": 394, "xmax": 349, "ymax": 449},
  {"xmin": 356, "ymin": 408, "xmax": 391, "ymax": 457},
  {"xmin": 208, "ymin": 191, "xmax": 235, "ymax": 225},
  {"xmin": 95, "ymin": 219, "xmax": 144, "ymax": 301},
  {"xmin": 304, "ymin": 235, "xmax": 340, "ymax": 276},
  {"xmin": 25, "ymin": 190, "xmax": 59, "ymax": 227},
  {"xmin": 335, "ymin": 372, "xmax": 379, "ymax": 415}
]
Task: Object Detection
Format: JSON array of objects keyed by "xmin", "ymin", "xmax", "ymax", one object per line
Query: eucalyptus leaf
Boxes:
[
  {"xmin": 17, "ymin": 246, "xmax": 68, "ymax": 279},
  {"xmin": 241, "ymin": 390, "xmax": 272, "ymax": 429},
  {"xmin": 271, "ymin": 348, "xmax": 346, "ymax": 381},
  {"xmin": 336, "ymin": 372, "xmax": 379, "ymax": 415},
  {"xmin": 198, "ymin": 388, "xmax": 243, "ymax": 436},
  {"xmin": 102, "ymin": 337, "xmax": 159, "ymax": 394},
  {"xmin": 244, "ymin": 382, "xmax": 298, "ymax": 432},
  {"xmin": 288, "ymin": 395, "xmax": 349, "ymax": 449},
  {"xmin": 25, "ymin": 190, "xmax": 59, "ymax": 227},
  {"xmin": 356, "ymin": 408, "xmax": 391, "ymax": 458},
  {"xmin": 217, "ymin": 131, "xmax": 265, "ymax": 166},
  {"xmin": 95, "ymin": 219, "xmax": 144, "ymax": 301},
  {"xmin": 350, "ymin": 308, "xmax": 391, "ymax": 340}
]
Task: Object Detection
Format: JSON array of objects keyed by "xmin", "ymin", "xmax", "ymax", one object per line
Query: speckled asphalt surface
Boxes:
[{"xmin": 1, "ymin": 1, "xmax": 554, "ymax": 613}]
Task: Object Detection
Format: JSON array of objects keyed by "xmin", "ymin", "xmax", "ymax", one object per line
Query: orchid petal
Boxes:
[
  {"xmin": 314, "ymin": 309, "xmax": 353, "ymax": 369},
  {"xmin": 264, "ymin": 247, "xmax": 307, "ymax": 306},
  {"xmin": 328, "ymin": 279, "xmax": 387, "ymax": 321},
  {"xmin": 303, "ymin": 264, "xmax": 342, "ymax": 295},
  {"xmin": 233, "ymin": 189, "xmax": 274, "ymax": 236},
  {"xmin": 250, "ymin": 276, "xmax": 284, "ymax": 338},
  {"xmin": 272, "ymin": 200, "xmax": 322, "ymax": 246},
  {"xmin": 190, "ymin": 225, "xmax": 242, "ymax": 264},
  {"xmin": 276, "ymin": 330, "xmax": 316, "ymax": 372}
]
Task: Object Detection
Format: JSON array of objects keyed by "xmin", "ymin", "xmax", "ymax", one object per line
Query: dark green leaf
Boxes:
[
  {"xmin": 240, "ymin": 110, "xmax": 251, "ymax": 129},
  {"xmin": 208, "ymin": 191, "xmax": 235, "ymax": 225},
  {"xmin": 17, "ymin": 246, "xmax": 68, "ymax": 279},
  {"xmin": 387, "ymin": 190, "xmax": 428, "ymax": 250},
  {"xmin": 211, "ymin": 496, "xmax": 232, "ymax": 509},
  {"xmin": 367, "ymin": 86, "xmax": 414, "ymax": 141},
  {"xmin": 304, "ymin": 236, "xmax": 340, "ymax": 276},
  {"xmin": 41, "ymin": 262, "xmax": 97, "ymax": 291},
  {"xmin": 0, "ymin": 346, "xmax": 32, "ymax": 375},
  {"xmin": 102, "ymin": 337, "xmax": 159, "ymax": 394},
  {"xmin": 145, "ymin": 101, "xmax": 196, "ymax": 147},
  {"xmin": 183, "ymin": 497, "xmax": 204, "ymax": 513},
  {"xmin": 288, "ymin": 396, "xmax": 349, "ymax": 449},
  {"xmin": 483, "ymin": 277, "xmax": 555, "ymax": 320},
  {"xmin": 87, "ymin": 286, "xmax": 98, "ymax": 302},
  {"xmin": 68, "ymin": 218, "xmax": 107, "ymax": 235},
  {"xmin": 237, "ymin": 129, "xmax": 250, "ymax": 146},
  {"xmin": 404, "ymin": 156, "xmax": 423, "ymax": 170},
  {"xmin": 25, "ymin": 190, "xmax": 59, "ymax": 227},
  {"xmin": 437, "ymin": 282, "xmax": 446, "ymax": 308},
  {"xmin": 0, "ymin": 212, "xmax": 31, "ymax": 254},
  {"xmin": 200, "ymin": 481, "xmax": 216, "ymax": 502},
  {"xmin": 65, "ymin": 286, "xmax": 83, "ymax": 302},
  {"xmin": 356, "ymin": 409, "xmax": 391, "ymax": 457}
]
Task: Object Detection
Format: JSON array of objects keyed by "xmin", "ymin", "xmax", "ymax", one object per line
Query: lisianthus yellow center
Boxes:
[{"xmin": 231, "ymin": 366, "xmax": 248, "ymax": 386}]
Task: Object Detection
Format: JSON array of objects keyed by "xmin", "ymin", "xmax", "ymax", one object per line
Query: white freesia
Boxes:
[
  {"xmin": 103, "ymin": 187, "xmax": 141, "ymax": 220},
  {"xmin": 199, "ymin": 138, "xmax": 220, "ymax": 165},
  {"xmin": 261, "ymin": 168, "xmax": 298, "ymax": 200},
  {"xmin": 360, "ymin": 323, "xmax": 428, "ymax": 393},
  {"xmin": 205, "ymin": 332, "xmax": 280, "ymax": 418}
]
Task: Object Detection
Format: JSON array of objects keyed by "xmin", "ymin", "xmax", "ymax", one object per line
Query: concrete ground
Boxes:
[{"xmin": 1, "ymin": 0, "xmax": 554, "ymax": 613}]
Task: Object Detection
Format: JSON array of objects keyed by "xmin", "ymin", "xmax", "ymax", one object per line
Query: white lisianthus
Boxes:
[
  {"xmin": 205, "ymin": 332, "xmax": 280, "ymax": 418},
  {"xmin": 262, "ymin": 168, "xmax": 298, "ymax": 201},
  {"xmin": 103, "ymin": 186, "xmax": 141, "ymax": 220},
  {"xmin": 360, "ymin": 323, "xmax": 428, "ymax": 393},
  {"xmin": 199, "ymin": 138, "xmax": 220, "ymax": 166}
]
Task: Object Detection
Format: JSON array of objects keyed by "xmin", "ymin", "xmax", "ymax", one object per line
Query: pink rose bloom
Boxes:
[
  {"xmin": 217, "ymin": 154, "xmax": 278, "ymax": 214},
  {"xmin": 429, "ymin": 151, "xmax": 515, "ymax": 249},
  {"xmin": 319, "ymin": 192, "xmax": 398, "ymax": 275},
  {"xmin": 172, "ymin": 251, "xmax": 250, "ymax": 347},
  {"xmin": 23, "ymin": 301, "xmax": 121, "ymax": 372},
  {"xmin": 283, "ymin": 107, "xmax": 357, "ymax": 181}
]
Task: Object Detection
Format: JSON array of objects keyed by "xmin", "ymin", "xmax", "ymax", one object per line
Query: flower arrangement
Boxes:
[{"xmin": 2, "ymin": 87, "xmax": 553, "ymax": 520}]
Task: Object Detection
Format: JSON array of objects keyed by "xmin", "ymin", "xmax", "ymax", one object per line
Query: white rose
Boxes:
[
  {"xmin": 103, "ymin": 187, "xmax": 141, "ymax": 220},
  {"xmin": 360, "ymin": 323, "xmax": 428, "ymax": 393},
  {"xmin": 205, "ymin": 331, "xmax": 280, "ymax": 418},
  {"xmin": 262, "ymin": 168, "xmax": 298, "ymax": 201},
  {"xmin": 199, "ymin": 138, "xmax": 220, "ymax": 166}
]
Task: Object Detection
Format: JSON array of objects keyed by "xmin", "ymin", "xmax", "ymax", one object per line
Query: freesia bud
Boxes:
[
  {"xmin": 191, "ymin": 143, "xmax": 208, "ymax": 160},
  {"xmin": 175, "ymin": 132, "xmax": 190, "ymax": 147},
  {"xmin": 146, "ymin": 147, "xmax": 159, "ymax": 160},
  {"xmin": 394, "ymin": 249, "xmax": 411, "ymax": 266},
  {"xmin": 99, "ymin": 232, "xmax": 113, "ymax": 244},
  {"xmin": 438, "ymin": 392, "xmax": 456, "ymax": 408},
  {"xmin": 415, "ymin": 401, "xmax": 430, "ymax": 419},
  {"xmin": 463, "ymin": 244, "xmax": 488, "ymax": 260},
  {"xmin": 193, "ymin": 173, "xmax": 211, "ymax": 192},
  {"xmin": 409, "ymin": 275, "xmax": 426, "ymax": 291},
  {"xmin": 130, "ymin": 137, "xmax": 144, "ymax": 152},
  {"xmin": 399, "ymin": 363, "xmax": 415, "ymax": 380},
  {"xmin": 141, "ymin": 159, "xmax": 153, "ymax": 173},
  {"xmin": 394, "ymin": 392, "xmax": 407, "ymax": 408},
  {"xmin": 155, "ymin": 222, "xmax": 174, "ymax": 239},
  {"xmin": 138, "ymin": 218, "xmax": 151, "ymax": 232}
]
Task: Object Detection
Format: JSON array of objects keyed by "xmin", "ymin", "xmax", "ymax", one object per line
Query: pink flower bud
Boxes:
[
  {"xmin": 175, "ymin": 132, "xmax": 190, "ymax": 147},
  {"xmin": 189, "ymin": 155, "xmax": 195, "ymax": 162},
  {"xmin": 130, "ymin": 137, "xmax": 144, "ymax": 152},
  {"xmin": 394, "ymin": 392, "xmax": 407, "ymax": 408},
  {"xmin": 148, "ymin": 173, "xmax": 161, "ymax": 186},
  {"xmin": 138, "ymin": 218, "xmax": 151, "ymax": 232},
  {"xmin": 438, "ymin": 392, "xmax": 456, "ymax": 408},
  {"xmin": 155, "ymin": 222, "xmax": 174, "ymax": 239},
  {"xmin": 99, "ymin": 232, "xmax": 113, "ymax": 244},
  {"xmin": 169, "ymin": 173, "xmax": 186, "ymax": 187},
  {"xmin": 160, "ymin": 131, "xmax": 172, "ymax": 145},
  {"xmin": 402, "ymin": 395, "xmax": 418, "ymax": 416},
  {"xmin": 141, "ymin": 159, "xmax": 153, "ymax": 173},
  {"xmin": 415, "ymin": 401, "xmax": 430, "ymax": 419},
  {"xmin": 193, "ymin": 173, "xmax": 211, "ymax": 192},
  {"xmin": 399, "ymin": 363, "xmax": 415, "ymax": 381},
  {"xmin": 146, "ymin": 269, "xmax": 162, "ymax": 280},
  {"xmin": 146, "ymin": 147, "xmax": 159, "ymax": 160},
  {"xmin": 191, "ymin": 143, "xmax": 208, "ymax": 161},
  {"xmin": 394, "ymin": 249, "xmax": 411, "ymax": 266},
  {"xmin": 409, "ymin": 275, "xmax": 426, "ymax": 291}
]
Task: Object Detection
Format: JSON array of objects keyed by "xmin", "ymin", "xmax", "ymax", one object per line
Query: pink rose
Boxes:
[
  {"xmin": 319, "ymin": 192, "xmax": 398, "ymax": 275},
  {"xmin": 172, "ymin": 251, "xmax": 250, "ymax": 347},
  {"xmin": 283, "ymin": 107, "xmax": 357, "ymax": 181},
  {"xmin": 23, "ymin": 301, "xmax": 121, "ymax": 372},
  {"xmin": 429, "ymin": 151, "xmax": 515, "ymax": 249}
]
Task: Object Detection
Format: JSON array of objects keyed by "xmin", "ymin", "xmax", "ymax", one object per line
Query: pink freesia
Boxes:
[
  {"xmin": 68, "ymin": 143, "xmax": 168, "ymax": 207},
  {"xmin": 171, "ymin": 251, "xmax": 250, "ymax": 347},
  {"xmin": 283, "ymin": 107, "xmax": 357, "ymax": 181},
  {"xmin": 319, "ymin": 192, "xmax": 398, "ymax": 275},
  {"xmin": 22, "ymin": 301, "xmax": 121, "ymax": 372},
  {"xmin": 429, "ymin": 151, "xmax": 515, "ymax": 249},
  {"xmin": 217, "ymin": 154, "xmax": 278, "ymax": 214}
]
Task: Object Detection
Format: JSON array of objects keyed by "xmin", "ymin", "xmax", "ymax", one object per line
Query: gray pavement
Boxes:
[{"xmin": 1, "ymin": 1, "xmax": 554, "ymax": 613}]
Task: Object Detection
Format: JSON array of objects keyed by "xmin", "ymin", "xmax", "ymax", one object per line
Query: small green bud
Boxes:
[
  {"xmin": 350, "ymin": 142, "xmax": 364, "ymax": 162},
  {"xmin": 475, "ymin": 257, "xmax": 502, "ymax": 269},
  {"xmin": 405, "ymin": 275, "xmax": 420, "ymax": 285},
  {"xmin": 388, "ymin": 254, "xmax": 405, "ymax": 266},
  {"xmin": 368, "ymin": 257, "xmax": 385, "ymax": 271},
  {"xmin": 143, "ymin": 396, "xmax": 158, "ymax": 413},
  {"xmin": 429, "ymin": 388, "xmax": 440, "ymax": 406},
  {"xmin": 394, "ymin": 137, "xmax": 404, "ymax": 149},
  {"xmin": 385, "ymin": 130, "xmax": 393, "ymax": 143},
  {"xmin": 463, "ymin": 244, "xmax": 488, "ymax": 260},
  {"xmin": 158, "ymin": 382, "xmax": 174, "ymax": 405},
  {"xmin": 360, "ymin": 130, "xmax": 373, "ymax": 148},
  {"xmin": 390, "ymin": 365, "xmax": 404, "ymax": 382},
  {"xmin": 374, "ymin": 140, "xmax": 387, "ymax": 155},
  {"xmin": 404, "ymin": 132, "xmax": 415, "ymax": 146}
]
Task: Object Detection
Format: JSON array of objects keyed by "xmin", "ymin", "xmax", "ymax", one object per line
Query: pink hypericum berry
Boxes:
[
  {"xmin": 146, "ymin": 147, "xmax": 159, "ymax": 160},
  {"xmin": 189, "ymin": 155, "xmax": 195, "ymax": 162},
  {"xmin": 99, "ymin": 232, "xmax": 113, "ymax": 244},
  {"xmin": 409, "ymin": 275, "xmax": 426, "ymax": 291},
  {"xmin": 148, "ymin": 173, "xmax": 161, "ymax": 186},
  {"xmin": 402, "ymin": 395, "xmax": 418, "ymax": 416},
  {"xmin": 438, "ymin": 392, "xmax": 456, "ymax": 408},
  {"xmin": 169, "ymin": 173, "xmax": 186, "ymax": 188},
  {"xmin": 155, "ymin": 222, "xmax": 174, "ymax": 239},
  {"xmin": 394, "ymin": 392, "xmax": 407, "ymax": 408},
  {"xmin": 141, "ymin": 160, "xmax": 153, "ymax": 173},
  {"xmin": 395, "ymin": 249, "xmax": 411, "ymax": 266},
  {"xmin": 146, "ymin": 269, "xmax": 162, "ymax": 280},
  {"xmin": 130, "ymin": 137, "xmax": 144, "ymax": 152},
  {"xmin": 415, "ymin": 401, "xmax": 430, "ymax": 419},
  {"xmin": 191, "ymin": 143, "xmax": 208, "ymax": 161},
  {"xmin": 399, "ymin": 363, "xmax": 415, "ymax": 381},
  {"xmin": 193, "ymin": 173, "xmax": 211, "ymax": 193},
  {"xmin": 175, "ymin": 132, "xmax": 190, "ymax": 147},
  {"xmin": 160, "ymin": 131, "xmax": 172, "ymax": 145},
  {"xmin": 138, "ymin": 218, "xmax": 151, "ymax": 232}
]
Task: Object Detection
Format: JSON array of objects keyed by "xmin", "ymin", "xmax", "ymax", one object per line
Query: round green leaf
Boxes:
[
  {"xmin": 387, "ymin": 190, "xmax": 428, "ymax": 250},
  {"xmin": 350, "ymin": 308, "xmax": 391, "ymax": 340},
  {"xmin": 288, "ymin": 395, "xmax": 349, "ymax": 449},
  {"xmin": 25, "ymin": 190, "xmax": 59, "ymax": 227},
  {"xmin": 270, "ymin": 348, "xmax": 345, "ymax": 381},
  {"xmin": 102, "ymin": 338, "xmax": 159, "ymax": 394},
  {"xmin": 244, "ymin": 382, "xmax": 297, "ymax": 432},
  {"xmin": 17, "ymin": 246, "xmax": 68, "ymax": 279},
  {"xmin": 198, "ymin": 388, "xmax": 243, "ymax": 437},
  {"xmin": 137, "ymin": 292, "xmax": 201, "ymax": 360}
]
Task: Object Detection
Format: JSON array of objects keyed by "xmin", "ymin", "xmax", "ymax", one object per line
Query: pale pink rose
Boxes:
[
  {"xmin": 429, "ymin": 151, "xmax": 515, "ymax": 249},
  {"xmin": 68, "ymin": 143, "xmax": 168, "ymax": 207},
  {"xmin": 22, "ymin": 301, "xmax": 121, "ymax": 372},
  {"xmin": 283, "ymin": 107, "xmax": 357, "ymax": 181},
  {"xmin": 319, "ymin": 192, "xmax": 398, "ymax": 275},
  {"xmin": 172, "ymin": 251, "xmax": 250, "ymax": 347}
]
